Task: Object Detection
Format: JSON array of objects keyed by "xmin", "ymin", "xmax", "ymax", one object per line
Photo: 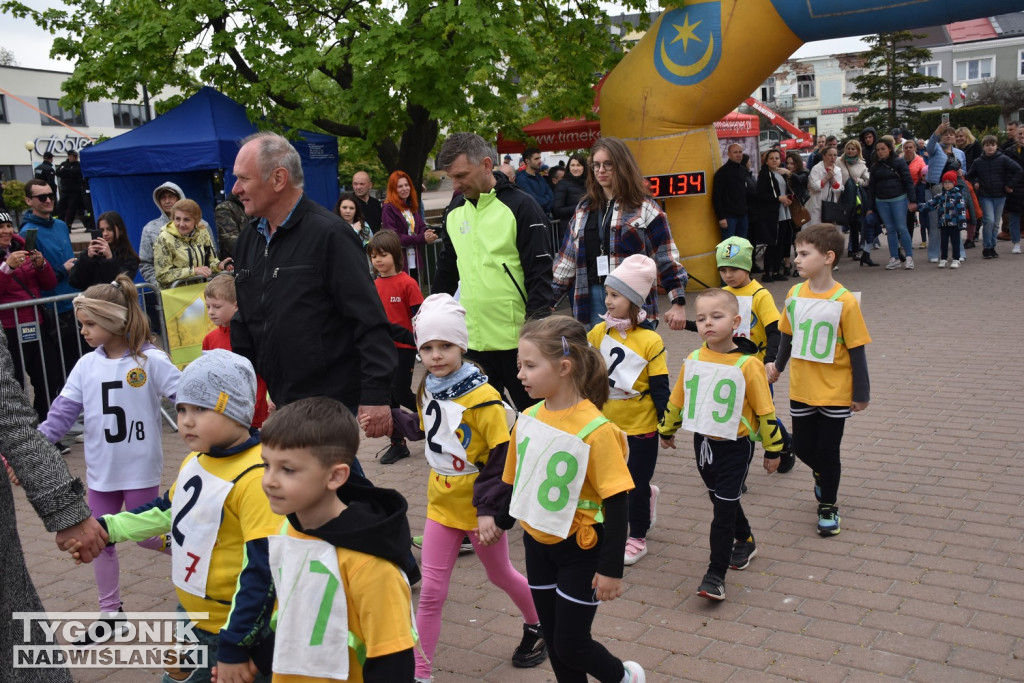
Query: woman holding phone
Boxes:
[{"xmin": 68, "ymin": 211, "xmax": 140, "ymax": 290}]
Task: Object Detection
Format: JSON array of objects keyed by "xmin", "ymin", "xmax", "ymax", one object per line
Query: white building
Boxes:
[{"xmin": 0, "ymin": 65, "xmax": 174, "ymax": 184}]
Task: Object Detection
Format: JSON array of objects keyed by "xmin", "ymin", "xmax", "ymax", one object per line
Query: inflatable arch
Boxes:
[{"xmin": 601, "ymin": 0, "xmax": 1019, "ymax": 289}]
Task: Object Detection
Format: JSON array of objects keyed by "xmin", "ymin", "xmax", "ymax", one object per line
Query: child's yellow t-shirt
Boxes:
[
  {"xmin": 419, "ymin": 383, "xmax": 510, "ymax": 530},
  {"xmin": 502, "ymin": 399, "xmax": 633, "ymax": 548},
  {"xmin": 778, "ymin": 281, "xmax": 871, "ymax": 406},
  {"xmin": 666, "ymin": 346, "xmax": 775, "ymax": 439},
  {"xmin": 169, "ymin": 446, "xmax": 283, "ymax": 635},
  {"xmin": 724, "ymin": 279, "xmax": 780, "ymax": 362},
  {"xmin": 271, "ymin": 524, "xmax": 415, "ymax": 683},
  {"xmin": 586, "ymin": 322, "xmax": 668, "ymax": 435}
]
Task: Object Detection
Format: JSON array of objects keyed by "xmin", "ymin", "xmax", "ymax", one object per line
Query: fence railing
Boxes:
[{"xmin": 0, "ymin": 283, "xmax": 177, "ymax": 428}]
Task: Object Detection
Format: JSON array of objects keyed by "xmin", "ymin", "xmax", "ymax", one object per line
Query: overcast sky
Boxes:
[{"xmin": 4, "ymin": 1, "xmax": 868, "ymax": 73}]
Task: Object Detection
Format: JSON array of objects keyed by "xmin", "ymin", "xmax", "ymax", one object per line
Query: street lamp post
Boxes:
[{"xmin": 24, "ymin": 140, "xmax": 34, "ymax": 177}]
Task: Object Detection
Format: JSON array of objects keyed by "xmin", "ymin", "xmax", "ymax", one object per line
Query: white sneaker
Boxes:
[
  {"xmin": 929, "ymin": 258, "xmax": 939, "ymax": 263},
  {"xmin": 885, "ymin": 257, "xmax": 900, "ymax": 270},
  {"xmin": 622, "ymin": 660, "xmax": 646, "ymax": 683},
  {"xmin": 904, "ymin": 257, "xmax": 915, "ymax": 270},
  {"xmin": 938, "ymin": 259, "xmax": 947, "ymax": 268},
  {"xmin": 1013, "ymin": 243, "xmax": 1021, "ymax": 254},
  {"xmin": 950, "ymin": 259, "xmax": 960, "ymax": 269}
]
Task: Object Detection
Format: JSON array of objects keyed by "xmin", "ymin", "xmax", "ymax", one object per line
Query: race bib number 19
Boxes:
[{"xmin": 681, "ymin": 359, "xmax": 745, "ymax": 440}]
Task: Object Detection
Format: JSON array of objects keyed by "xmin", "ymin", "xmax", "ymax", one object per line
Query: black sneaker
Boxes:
[
  {"xmin": 776, "ymin": 448, "xmax": 796, "ymax": 474},
  {"xmin": 56, "ymin": 441, "xmax": 72, "ymax": 455},
  {"xmin": 379, "ymin": 441, "xmax": 410, "ymax": 464},
  {"xmin": 983, "ymin": 248, "xmax": 994, "ymax": 259},
  {"xmin": 991, "ymin": 248, "xmax": 999, "ymax": 258},
  {"xmin": 816, "ymin": 504, "xmax": 841, "ymax": 537},
  {"xmin": 70, "ymin": 605, "xmax": 128, "ymax": 647},
  {"xmin": 729, "ymin": 539, "xmax": 758, "ymax": 570},
  {"xmin": 459, "ymin": 535, "xmax": 474, "ymax": 555},
  {"xmin": 697, "ymin": 573, "xmax": 725, "ymax": 601},
  {"xmin": 964, "ymin": 239, "xmax": 975, "ymax": 249},
  {"xmin": 512, "ymin": 622, "xmax": 547, "ymax": 668}
]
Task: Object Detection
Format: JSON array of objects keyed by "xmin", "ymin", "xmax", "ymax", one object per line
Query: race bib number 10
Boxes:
[{"xmin": 787, "ymin": 298, "xmax": 843, "ymax": 364}]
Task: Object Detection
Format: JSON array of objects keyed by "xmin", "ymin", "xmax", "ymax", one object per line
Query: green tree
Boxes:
[
  {"xmin": 0, "ymin": 47, "xmax": 17, "ymax": 66},
  {"xmin": 3, "ymin": 0, "xmax": 646, "ymax": 189},
  {"xmin": 844, "ymin": 31, "xmax": 943, "ymax": 137},
  {"xmin": 971, "ymin": 79, "xmax": 1024, "ymax": 125}
]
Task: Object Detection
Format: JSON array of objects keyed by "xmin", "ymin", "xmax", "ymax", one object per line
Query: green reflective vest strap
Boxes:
[
  {"xmin": 522, "ymin": 403, "xmax": 609, "ymax": 522},
  {"xmin": 687, "ymin": 350, "xmax": 759, "ymax": 440},
  {"xmin": 786, "ymin": 283, "xmax": 848, "ymax": 345}
]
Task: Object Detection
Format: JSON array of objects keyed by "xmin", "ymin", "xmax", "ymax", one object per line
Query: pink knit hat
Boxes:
[
  {"xmin": 604, "ymin": 254, "xmax": 657, "ymax": 308},
  {"xmin": 413, "ymin": 293, "xmax": 469, "ymax": 352}
]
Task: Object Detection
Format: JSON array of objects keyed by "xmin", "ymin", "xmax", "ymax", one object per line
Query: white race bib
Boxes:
[
  {"xmin": 681, "ymin": 358, "xmax": 746, "ymax": 440},
  {"xmin": 406, "ymin": 247, "xmax": 417, "ymax": 270},
  {"xmin": 509, "ymin": 413, "xmax": 591, "ymax": 539},
  {"xmin": 170, "ymin": 457, "xmax": 234, "ymax": 596},
  {"xmin": 599, "ymin": 334, "xmax": 647, "ymax": 400},
  {"xmin": 596, "ymin": 254, "xmax": 609, "ymax": 277},
  {"xmin": 735, "ymin": 296, "xmax": 753, "ymax": 339},
  {"xmin": 421, "ymin": 394, "xmax": 473, "ymax": 476},
  {"xmin": 787, "ymin": 298, "xmax": 843, "ymax": 364},
  {"xmin": 269, "ymin": 535, "xmax": 350, "ymax": 680}
]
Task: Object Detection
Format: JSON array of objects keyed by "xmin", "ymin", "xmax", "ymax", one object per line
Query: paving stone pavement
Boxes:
[{"xmin": 12, "ymin": 245, "xmax": 1024, "ymax": 681}]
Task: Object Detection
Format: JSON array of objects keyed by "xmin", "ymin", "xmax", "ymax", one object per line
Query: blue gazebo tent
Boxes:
[{"xmin": 81, "ymin": 87, "xmax": 339, "ymax": 253}]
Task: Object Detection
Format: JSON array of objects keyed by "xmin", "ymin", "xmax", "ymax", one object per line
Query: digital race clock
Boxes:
[{"xmin": 644, "ymin": 171, "xmax": 706, "ymax": 198}]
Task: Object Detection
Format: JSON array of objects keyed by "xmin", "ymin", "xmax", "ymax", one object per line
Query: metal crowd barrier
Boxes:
[{"xmin": 0, "ymin": 283, "xmax": 178, "ymax": 429}]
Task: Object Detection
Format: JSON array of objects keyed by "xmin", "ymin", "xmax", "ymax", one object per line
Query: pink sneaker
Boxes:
[
  {"xmin": 624, "ymin": 537, "xmax": 648, "ymax": 566},
  {"xmin": 648, "ymin": 485, "xmax": 660, "ymax": 530}
]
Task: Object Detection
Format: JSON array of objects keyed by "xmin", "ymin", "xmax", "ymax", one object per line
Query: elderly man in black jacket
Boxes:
[{"xmin": 230, "ymin": 132, "xmax": 396, "ymax": 442}]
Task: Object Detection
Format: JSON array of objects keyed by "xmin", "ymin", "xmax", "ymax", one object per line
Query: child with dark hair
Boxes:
[
  {"xmin": 261, "ymin": 397, "xmax": 417, "ymax": 682},
  {"xmin": 368, "ymin": 230, "xmax": 424, "ymax": 464}
]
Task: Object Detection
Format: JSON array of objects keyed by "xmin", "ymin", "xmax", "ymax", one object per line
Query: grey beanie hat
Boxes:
[{"xmin": 177, "ymin": 349, "xmax": 256, "ymax": 427}]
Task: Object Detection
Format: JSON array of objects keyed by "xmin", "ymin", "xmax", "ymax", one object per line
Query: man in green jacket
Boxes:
[{"xmin": 434, "ymin": 133, "xmax": 554, "ymax": 410}]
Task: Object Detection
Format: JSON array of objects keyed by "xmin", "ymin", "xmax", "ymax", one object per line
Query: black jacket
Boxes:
[
  {"xmin": 55, "ymin": 160, "xmax": 83, "ymax": 193},
  {"xmin": 859, "ymin": 127, "xmax": 878, "ymax": 164},
  {"xmin": 356, "ymin": 195, "xmax": 383, "ymax": 233},
  {"xmin": 286, "ymin": 482, "xmax": 415, "ymax": 682},
  {"xmin": 67, "ymin": 246, "xmax": 140, "ymax": 290},
  {"xmin": 961, "ymin": 140, "xmax": 982, "ymax": 173},
  {"xmin": 752, "ymin": 166, "xmax": 785, "ymax": 243},
  {"xmin": 231, "ymin": 195, "xmax": 396, "ymax": 407},
  {"xmin": 34, "ymin": 161, "xmax": 56, "ymax": 193},
  {"xmin": 433, "ymin": 172, "xmax": 553, "ymax": 320},
  {"xmin": 965, "ymin": 150, "xmax": 1023, "ymax": 199},
  {"xmin": 552, "ymin": 174, "xmax": 586, "ymax": 220},
  {"xmin": 712, "ymin": 160, "xmax": 753, "ymax": 219},
  {"xmin": 866, "ymin": 156, "xmax": 914, "ymax": 211},
  {"xmin": 1004, "ymin": 144, "xmax": 1024, "ymax": 213}
]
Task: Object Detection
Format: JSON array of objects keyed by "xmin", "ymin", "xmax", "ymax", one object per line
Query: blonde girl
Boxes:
[
  {"xmin": 502, "ymin": 315, "xmax": 645, "ymax": 683},
  {"xmin": 39, "ymin": 274, "xmax": 180, "ymax": 645},
  {"xmin": 383, "ymin": 293, "xmax": 546, "ymax": 682}
]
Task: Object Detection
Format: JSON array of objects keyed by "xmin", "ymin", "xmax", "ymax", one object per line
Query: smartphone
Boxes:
[
  {"xmin": 22, "ymin": 228, "xmax": 38, "ymax": 252},
  {"xmin": 89, "ymin": 229, "xmax": 103, "ymax": 240},
  {"xmin": 941, "ymin": 113, "xmax": 950, "ymax": 124}
]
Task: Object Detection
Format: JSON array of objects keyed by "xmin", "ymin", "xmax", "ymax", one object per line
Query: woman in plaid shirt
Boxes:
[{"xmin": 552, "ymin": 137, "xmax": 689, "ymax": 330}]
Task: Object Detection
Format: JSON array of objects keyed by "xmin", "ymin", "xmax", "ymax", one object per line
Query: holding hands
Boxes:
[{"xmin": 55, "ymin": 517, "xmax": 109, "ymax": 564}]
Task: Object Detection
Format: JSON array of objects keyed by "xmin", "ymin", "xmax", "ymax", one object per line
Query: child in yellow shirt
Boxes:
[
  {"xmin": 586, "ymin": 254, "xmax": 669, "ymax": 566},
  {"xmin": 262, "ymin": 397, "xmax": 416, "ymax": 683},
  {"xmin": 659, "ymin": 289, "xmax": 784, "ymax": 601},
  {"xmin": 715, "ymin": 236, "xmax": 795, "ymax": 474},
  {"xmin": 765, "ymin": 225, "xmax": 872, "ymax": 537}
]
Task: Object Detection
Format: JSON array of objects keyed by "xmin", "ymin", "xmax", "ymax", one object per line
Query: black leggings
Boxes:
[
  {"xmin": 790, "ymin": 401, "xmax": 847, "ymax": 505},
  {"xmin": 694, "ymin": 435, "xmax": 753, "ymax": 577},
  {"xmin": 390, "ymin": 347, "xmax": 417, "ymax": 413},
  {"xmin": 523, "ymin": 531, "xmax": 625, "ymax": 683},
  {"xmin": 626, "ymin": 433, "xmax": 658, "ymax": 539}
]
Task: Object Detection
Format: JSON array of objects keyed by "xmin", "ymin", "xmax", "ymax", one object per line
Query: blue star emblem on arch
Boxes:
[{"xmin": 654, "ymin": 3, "xmax": 722, "ymax": 86}]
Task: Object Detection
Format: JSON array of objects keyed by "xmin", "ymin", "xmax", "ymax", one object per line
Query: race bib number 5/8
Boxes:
[{"xmin": 509, "ymin": 414, "xmax": 591, "ymax": 539}]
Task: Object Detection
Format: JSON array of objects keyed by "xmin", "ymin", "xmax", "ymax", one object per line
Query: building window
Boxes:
[
  {"xmin": 845, "ymin": 115, "xmax": 857, "ymax": 128},
  {"xmin": 797, "ymin": 74, "xmax": 815, "ymax": 99},
  {"xmin": 39, "ymin": 98, "xmax": 86, "ymax": 126},
  {"xmin": 0, "ymin": 95, "xmax": 7, "ymax": 124},
  {"xmin": 1018, "ymin": 50, "xmax": 1024, "ymax": 79},
  {"xmin": 954, "ymin": 57, "xmax": 994, "ymax": 83},
  {"xmin": 112, "ymin": 103, "xmax": 146, "ymax": 129},
  {"xmin": 914, "ymin": 61, "xmax": 941, "ymax": 80},
  {"xmin": 845, "ymin": 70, "xmax": 862, "ymax": 95},
  {"xmin": 760, "ymin": 77, "xmax": 776, "ymax": 103}
]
